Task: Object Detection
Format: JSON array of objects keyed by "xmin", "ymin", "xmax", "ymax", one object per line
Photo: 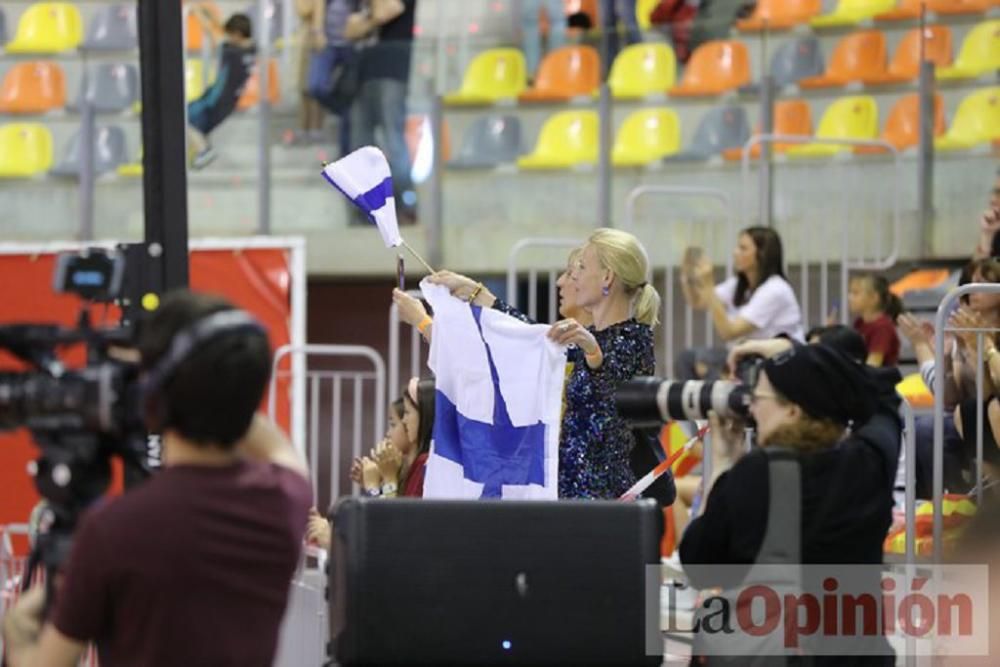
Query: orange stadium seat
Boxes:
[
  {"xmin": 863, "ymin": 26, "xmax": 953, "ymax": 84},
  {"xmin": 723, "ymin": 99, "xmax": 814, "ymax": 160},
  {"xmin": 0, "ymin": 61, "xmax": 65, "ymax": 113},
  {"xmin": 875, "ymin": 0, "xmax": 923, "ymax": 21},
  {"xmin": 519, "ymin": 45, "xmax": 601, "ymax": 102},
  {"xmin": 737, "ymin": 0, "xmax": 822, "ymax": 31},
  {"xmin": 185, "ymin": 1, "xmax": 221, "ymax": 52},
  {"xmin": 854, "ymin": 93, "xmax": 945, "ymax": 153},
  {"xmin": 928, "ymin": 0, "xmax": 994, "ymax": 15},
  {"xmin": 670, "ymin": 40, "xmax": 751, "ymax": 97},
  {"xmin": 237, "ymin": 58, "xmax": 280, "ymax": 109},
  {"xmin": 798, "ymin": 30, "xmax": 888, "ymax": 88}
]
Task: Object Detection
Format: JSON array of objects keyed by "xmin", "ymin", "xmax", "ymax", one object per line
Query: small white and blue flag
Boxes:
[{"xmin": 321, "ymin": 146, "xmax": 401, "ymax": 248}]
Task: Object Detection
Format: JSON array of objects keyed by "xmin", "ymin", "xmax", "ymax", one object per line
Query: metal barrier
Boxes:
[
  {"xmin": 505, "ymin": 238, "xmax": 585, "ymax": 323},
  {"xmin": 622, "ymin": 185, "xmax": 735, "ymax": 377},
  {"xmin": 268, "ymin": 345, "xmax": 387, "ymax": 510},
  {"xmin": 388, "ymin": 289, "xmax": 429, "ymax": 402},
  {"xmin": 740, "ymin": 135, "xmax": 903, "ymax": 326},
  {"xmin": 932, "ymin": 283, "xmax": 1000, "ymax": 562}
]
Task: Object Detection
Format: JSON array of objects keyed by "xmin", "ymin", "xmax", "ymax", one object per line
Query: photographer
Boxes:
[
  {"xmin": 2, "ymin": 291, "xmax": 312, "ymax": 667},
  {"xmin": 680, "ymin": 338, "xmax": 901, "ymax": 664}
]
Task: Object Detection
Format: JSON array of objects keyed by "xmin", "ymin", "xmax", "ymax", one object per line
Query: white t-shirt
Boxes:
[{"xmin": 714, "ymin": 275, "xmax": 804, "ymax": 343}]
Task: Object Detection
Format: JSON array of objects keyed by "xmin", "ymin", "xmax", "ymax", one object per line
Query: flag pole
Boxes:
[{"xmin": 401, "ymin": 239, "xmax": 435, "ymax": 274}]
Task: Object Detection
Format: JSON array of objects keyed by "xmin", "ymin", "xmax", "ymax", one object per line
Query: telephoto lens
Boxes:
[{"xmin": 616, "ymin": 378, "xmax": 752, "ymax": 425}]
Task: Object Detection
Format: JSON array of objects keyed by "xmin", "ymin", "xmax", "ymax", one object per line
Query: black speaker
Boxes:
[{"xmin": 328, "ymin": 498, "xmax": 663, "ymax": 666}]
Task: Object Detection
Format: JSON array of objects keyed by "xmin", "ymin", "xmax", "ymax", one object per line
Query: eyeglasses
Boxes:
[{"xmin": 749, "ymin": 392, "xmax": 779, "ymax": 405}]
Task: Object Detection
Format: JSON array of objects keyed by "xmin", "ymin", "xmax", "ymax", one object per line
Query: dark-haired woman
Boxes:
[{"xmin": 677, "ymin": 227, "xmax": 804, "ymax": 380}]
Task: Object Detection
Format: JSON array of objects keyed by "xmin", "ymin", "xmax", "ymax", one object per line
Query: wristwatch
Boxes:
[
  {"xmin": 364, "ymin": 486, "xmax": 381, "ymax": 497},
  {"xmin": 381, "ymin": 482, "xmax": 398, "ymax": 497}
]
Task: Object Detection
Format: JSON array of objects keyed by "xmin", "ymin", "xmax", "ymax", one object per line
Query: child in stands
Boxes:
[
  {"xmin": 187, "ymin": 10, "xmax": 256, "ymax": 169},
  {"xmin": 848, "ymin": 274, "xmax": 903, "ymax": 367}
]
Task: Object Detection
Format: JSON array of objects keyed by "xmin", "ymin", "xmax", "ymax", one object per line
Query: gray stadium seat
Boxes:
[
  {"xmin": 50, "ymin": 125, "xmax": 128, "ymax": 177},
  {"xmin": 247, "ymin": 1, "xmax": 283, "ymax": 44},
  {"xmin": 665, "ymin": 105, "xmax": 750, "ymax": 162},
  {"xmin": 448, "ymin": 115, "xmax": 522, "ymax": 169},
  {"xmin": 740, "ymin": 36, "xmax": 825, "ymax": 95},
  {"xmin": 67, "ymin": 63, "xmax": 139, "ymax": 113},
  {"xmin": 81, "ymin": 4, "xmax": 137, "ymax": 51}
]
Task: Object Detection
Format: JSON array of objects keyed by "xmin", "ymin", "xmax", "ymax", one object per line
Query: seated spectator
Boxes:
[
  {"xmin": 972, "ymin": 170, "xmax": 1000, "ymax": 260},
  {"xmin": 187, "ymin": 10, "xmax": 256, "ymax": 169},
  {"xmin": 678, "ymin": 227, "xmax": 804, "ymax": 381},
  {"xmin": 848, "ymin": 273, "xmax": 903, "ymax": 367}
]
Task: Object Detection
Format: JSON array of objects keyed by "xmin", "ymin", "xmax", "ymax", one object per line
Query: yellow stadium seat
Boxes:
[
  {"xmin": 117, "ymin": 148, "xmax": 142, "ymax": 177},
  {"xmin": 5, "ymin": 2, "xmax": 83, "ymax": 53},
  {"xmin": 786, "ymin": 96, "xmax": 878, "ymax": 157},
  {"xmin": 0, "ymin": 123, "xmax": 53, "ymax": 177},
  {"xmin": 609, "ymin": 43, "xmax": 677, "ymax": 99},
  {"xmin": 612, "ymin": 109, "xmax": 681, "ymax": 166},
  {"xmin": 185, "ymin": 60, "xmax": 211, "ymax": 102},
  {"xmin": 518, "ymin": 110, "xmax": 598, "ymax": 169},
  {"xmin": 935, "ymin": 87, "xmax": 1000, "ymax": 151},
  {"xmin": 897, "ymin": 373, "xmax": 933, "ymax": 409},
  {"xmin": 810, "ymin": 0, "xmax": 896, "ymax": 27},
  {"xmin": 443, "ymin": 48, "xmax": 527, "ymax": 105},
  {"xmin": 936, "ymin": 20, "xmax": 1000, "ymax": 80},
  {"xmin": 636, "ymin": 0, "xmax": 659, "ymax": 31}
]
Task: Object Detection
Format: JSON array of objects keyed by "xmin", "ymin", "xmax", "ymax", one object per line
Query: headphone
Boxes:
[{"xmin": 141, "ymin": 309, "xmax": 268, "ymax": 432}]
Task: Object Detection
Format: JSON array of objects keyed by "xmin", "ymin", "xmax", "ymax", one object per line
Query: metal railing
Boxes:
[
  {"xmin": 268, "ymin": 345, "xmax": 387, "ymax": 510},
  {"xmin": 932, "ymin": 283, "xmax": 1000, "ymax": 562},
  {"xmin": 505, "ymin": 238, "xmax": 585, "ymax": 323}
]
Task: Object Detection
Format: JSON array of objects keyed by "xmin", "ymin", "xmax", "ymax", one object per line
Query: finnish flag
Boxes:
[
  {"xmin": 421, "ymin": 282, "xmax": 564, "ymax": 500},
  {"xmin": 321, "ymin": 146, "xmax": 401, "ymax": 248}
]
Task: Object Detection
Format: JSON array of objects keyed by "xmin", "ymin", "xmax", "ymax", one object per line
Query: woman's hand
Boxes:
[
  {"xmin": 548, "ymin": 319, "xmax": 599, "ymax": 353},
  {"xmin": 949, "ymin": 307, "xmax": 988, "ymax": 351},
  {"xmin": 306, "ymin": 508, "xmax": 332, "ymax": 549},
  {"xmin": 898, "ymin": 312, "xmax": 933, "ymax": 347},
  {"xmin": 706, "ymin": 411, "xmax": 744, "ymax": 468},
  {"xmin": 360, "ymin": 456, "xmax": 381, "ymax": 490},
  {"xmin": 427, "ymin": 271, "xmax": 495, "ymax": 306},
  {"xmin": 393, "ymin": 288, "xmax": 429, "ymax": 328},
  {"xmin": 349, "ymin": 457, "xmax": 363, "ymax": 485},
  {"xmin": 726, "ymin": 337, "xmax": 794, "ymax": 374},
  {"xmin": 373, "ymin": 439, "xmax": 403, "ymax": 483},
  {"xmin": 691, "ymin": 258, "xmax": 716, "ymax": 306}
]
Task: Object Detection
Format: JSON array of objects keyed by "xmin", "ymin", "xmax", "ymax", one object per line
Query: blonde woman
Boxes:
[{"xmin": 428, "ymin": 228, "xmax": 661, "ymax": 498}]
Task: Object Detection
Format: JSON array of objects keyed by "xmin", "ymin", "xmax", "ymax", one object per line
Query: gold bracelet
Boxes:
[
  {"xmin": 417, "ymin": 316, "xmax": 432, "ymax": 335},
  {"xmin": 468, "ymin": 283, "xmax": 484, "ymax": 303}
]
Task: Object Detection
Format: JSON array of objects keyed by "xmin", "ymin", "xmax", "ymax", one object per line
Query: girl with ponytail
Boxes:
[{"xmin": 847, "ymin": 273, "xmax": 903, "ymax": 367}]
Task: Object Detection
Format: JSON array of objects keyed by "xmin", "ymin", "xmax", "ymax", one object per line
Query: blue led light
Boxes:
[{"xmin": 501, "ymin": 640, "xmax": 512, "ymax": 651}]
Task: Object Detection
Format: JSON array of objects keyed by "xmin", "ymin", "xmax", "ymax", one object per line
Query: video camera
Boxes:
[
  {"xmin": 0, "ymin": 246, "xmax": 155, "ymax": 577},
  {"xmin": 616, "ymin": 354, "xmax": 765, "ymax": 427}
]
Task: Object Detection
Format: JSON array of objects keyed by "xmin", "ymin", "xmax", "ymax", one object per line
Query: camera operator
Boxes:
[
  {"xmin": 680, "ymin": 338, "xmax": 901, "ymax": 665},
  {"xmin": 2, "ymin": 291, "xmax": 311, "ymax": 667}
]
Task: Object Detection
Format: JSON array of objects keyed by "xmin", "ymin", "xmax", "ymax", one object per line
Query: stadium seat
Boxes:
[
  {"xmin": 811, "ymin": 0, "xmax": 896, "ymax": 28},
  {"xmin": 723, "ymin": 99, "xmax": 813, "ymax": 160},
  {"xmin": 786, "ymin": 96, "xmax": 879, "ymax": 157},
  {"xmin": 237, "ymin": 59, "xmax": 280, "ymax": 109},
  {"xmin": 863, "ymin": 26, "xmax": 953, "ymax": 84},
  {"xmin": 670, "ymin": 41, "xmax": 751, "ymax": 97},
  {"xmin": 185, "ymin": 60, "xmax": 210, "ymax": 102},
  {"xmin": 854, "ymin": 93, "xmax": 945, "ymax": 153},
  {"xmin": 185, "ymin": 2, "xmax": 221, "ymax": 52},
  {"xmin": 5, "ymin": 2, "xmax": 83, "ymax": 53},
  {"xmin": 666, "ymin": 105, "xmax": 750, "ymax": 161},
  {"xmin": 612, "ymin": 108, "xmax": 681, "ymax": 166},
  {"xmin": 874, "ymin": 0, "xmax": 922, "ymax": 21},
  {"xmin": 519, "ymin": 45, "xmax": 600, "ymax": 102},
  {"xmin": 741, "ymin": 37, "xmax": 824, "ymax": 93},
  {"xmin": 443, "ymin": 49, "xmax": 527, "ymax": 105},
  {"xmin": 81, "ymin": 3, "xmax": 137, "ymax": 51},
  {"xmin": 798, "ymin": 30, "xmax": 888, "ymax": 88},
  {"xmin": 608, "ymin": 43, "xmax": 676, "ymax": 99},
  {"xmin": 448, "ymin": 115, "xmax": 523, "ymax": 169},
  {"xmin": 405, "ymin": 114, "xmax": 452, "ymax": 164},
  {"xmin": 928, "ymin": 0, "xmax": 993, "ymax": 15},
  {"xmin": 517, "ymin": 110, "xmax": 598, "ymax": 169},
  {"xmin": 67, "ymin": 63, "xmax": 139, "ymax": 113},
  {"xmin": 936, "ymin": 20, "xmax": 1000, "ymax": 80},
  {"xmin": 50, "ymin": 125, "xmax": 127, "ymax": 177},
  {"xmin": 935, "ymin": 86, "xmax": 1000, "ymax": 150},
  {"xmin": 0, "ymin": 123, "xmax": 53, "ymax": 177},
  {"xmin": 0, "ymin": 62, "xmax": 66, "ymax": 113},
  {"xmin": 737, "ymin": 0, "xmax": 822, "ymax": 31}
]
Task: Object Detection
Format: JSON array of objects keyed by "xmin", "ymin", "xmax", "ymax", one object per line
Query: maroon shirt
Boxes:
[
  {"xmin": 52, "ymin": 461, "xmax": 312, "ymax": 667},
  {"xmin": 402, "ymin": 453, "xmax": 427, "ymax": 497},
  {"xmin": 854, "ymin": 314, "xmax": 900, "ymax": 367}
]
